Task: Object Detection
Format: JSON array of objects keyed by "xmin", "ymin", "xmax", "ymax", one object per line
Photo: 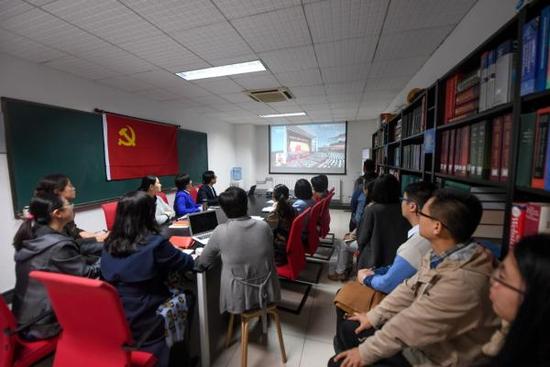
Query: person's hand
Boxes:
[
  {"xmin": 95, "ymin": 231, "xmax": 109, "ymax": 242},
  {"xmin": 333, "ymin": 347, "xmax": 362, "ymax": 367},
  {"xmin": 356, "ymin": 268, "xmax": 375, "ymax": 284},
  {"xmin": 348, "ymin": 312, "xmax": 372, "ymax": 334}
]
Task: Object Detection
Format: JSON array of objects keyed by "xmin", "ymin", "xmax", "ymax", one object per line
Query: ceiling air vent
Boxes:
[{"xmin": 246, "ymin": 87, "xmax": 293, "ymax": 103}]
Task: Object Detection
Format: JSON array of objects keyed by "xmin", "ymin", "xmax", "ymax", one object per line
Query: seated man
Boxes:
[
  {"xmin": 311, "ymin": 174, "xmax": 329, "ymax": 201},
  {"xmin": 330, "ymin": 189, "xmax": 498, "ymax": 367}
]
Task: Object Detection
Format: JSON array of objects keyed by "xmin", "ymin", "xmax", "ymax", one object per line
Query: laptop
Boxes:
[
  {"xmin": 188, "ymin": 210, "xmax": 218, "ymax": 245},
  {"xmin": 248, "ymin": 185, "xmax": 257, "ymax": 196}
]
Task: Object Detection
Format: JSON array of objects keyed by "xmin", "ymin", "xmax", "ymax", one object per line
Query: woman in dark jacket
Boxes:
[
  {"xmin": 265, "ymin": 184, "xmax": 295, "ymax": 266},
  {"xmin": 101, "ymin": 190, "xmax": 194, "ymax": 367},
  {"xmin": 12, "ymin": 193, "xmax": 100, "ymax": 340},
  {"xmin": 356, "ymin": 174, "xmax": 410, "ymax": 269}
]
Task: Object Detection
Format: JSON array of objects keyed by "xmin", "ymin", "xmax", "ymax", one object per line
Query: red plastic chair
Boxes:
[
  {"xmin": 319, "ymin": 191, "xmax": 334, "ymax": 239},
  {"xmin": 101, "ymin": 201, "xmax": 118, "ymax": 231},
  {"xmin": 29, "ymin": 271, "xmax": 157, "ymax": 367},
  {"xmin": 189, "ymin": 186, "xmax": 199, "ymax": 203},
  {"xmin": 157, "ymin": 192, "xmax": 169, "ymax": 205},
  {"xmin": 306, "ymin": 200, "xmax": 324, "ymax": 256},
  {"xmin": 0, "ymin": 296, "xmax": 58, "ymax": 367},
  {"xmin": 276, "ymin": 208, "xmax": 309, "ymax": 281}
]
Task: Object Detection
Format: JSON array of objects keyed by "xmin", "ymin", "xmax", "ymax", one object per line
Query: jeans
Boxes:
[
  {"xmin": 329, "ymin": 311, "xmax": 411, "ymax": 367},
  {"xmin": 329, "ymin": 239, "xmax": 358, "ymax": 275}
]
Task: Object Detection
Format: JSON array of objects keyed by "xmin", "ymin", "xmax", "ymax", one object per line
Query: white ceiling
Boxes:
[{"xmin": 0, "ymin": 0, "xmax": 477, "ymax": 125}]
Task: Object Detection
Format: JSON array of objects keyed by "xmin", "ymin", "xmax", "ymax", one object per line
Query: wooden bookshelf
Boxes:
[{"xmin": 371, "ymin": 0, "xmax": 550, "ymax": 258}]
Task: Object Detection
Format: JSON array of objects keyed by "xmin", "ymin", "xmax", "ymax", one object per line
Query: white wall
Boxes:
[
  {"xmin": 387, "ymin": 0, "xmax": 518, "ymax": 112},
  {"xmin": 234, "ymin": 124, "xmax": 256, "ymax": 189},
  {"xmin": 0, "ymin": 52, "xmax": 237, "ymax": 292},
  {"xmin": 253, "ymin": 120, "xmax": 378, "ymax": 202}
]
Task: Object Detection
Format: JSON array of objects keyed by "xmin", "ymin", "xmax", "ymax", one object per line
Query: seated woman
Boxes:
[
  {"xmin": 12, "ymin": 193, "xmax": 100, "ymax": 340},
  {"xmin": 356, "ymin": 174, "xmax": 410, "ymax": 270},
  {"xmin": 265, "ymin": 184, "xmax": 295, "ymax": 266},
  {"xmin": 196, "ymin": 187, "xmax": 280, "ymax": 315},
  {"xmin": 197, "ymin": 170, "xmax": 219, "ymax": 207},
  {"xmin": 173, "ymin": 173, "xmax": 201, "ymax": 217},
  {"xmin": 292, "ymin": 178, "xmax": 315, "ymax": 213},
  {"xmin": 101, "ymin": 191, "xmax": 194, "ymax": 367},
  {"xmin": 138, "ymin": 175, "xmax": 175, "ymax": 225},
  {"xmin": 311, "ymin": 174, "xmax": 329, "ymax": 201},
  {"xmin": 476, "ymin": 234, "xmax": 550, "ymax": 367},
  {"xmin": 34, "ymin": 174, "xmax": 106, "ymax": 258}
]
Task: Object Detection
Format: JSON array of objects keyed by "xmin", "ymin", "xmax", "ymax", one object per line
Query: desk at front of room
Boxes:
[{"xmin": 167, "ymin": 191, "xmax": 272, "ymax": 367}]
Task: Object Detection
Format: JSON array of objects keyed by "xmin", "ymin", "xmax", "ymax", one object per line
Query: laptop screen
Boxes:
[{"xmin": 189, "ymin": 211, "xmax": 218, "ymax": 235}]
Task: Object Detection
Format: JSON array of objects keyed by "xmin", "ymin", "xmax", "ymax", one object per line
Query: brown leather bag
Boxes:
[{"xmin": 334, "ymin": 281, "xmax": 386, "ymax": 314}]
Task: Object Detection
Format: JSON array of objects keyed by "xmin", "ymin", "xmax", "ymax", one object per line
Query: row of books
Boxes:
[
  {"xmin": 390, "ymin": 118, "xmax": 402, "ymax": 142},
  {"xmin": 516, "ymin": 107, "xmax": 550, "ymax": 189},
  {"xmin": 521, "ymin": 5, "xmax": 550, "ymax": 96},
  {"xmin": 439, "ymin": 113, "xmax": 513, "ymax": 180},
  {"xmin": 444, "ymin": 70, "xmax": 480, "ymax": 123},
  {"xmin": 373, "ymin": 130, "xmax": 384, "ymax": 148},
  {"xmin": 510, "ymin": 202, "xmax": 550, "ymax": 247},
  {"xmin": 401, "ymin": 144, "xmax": 423, "ymax": 171},
  {"xmin": 400, "ymin": 174, "xmax": 421, "ymax": 194},
  {"xmin": 402, "ymin": 97, "xmax": 427, "ymax": 138},
  {"xmin": 443, "ymin": 180, "xmax": 505, "ymax": 240}
]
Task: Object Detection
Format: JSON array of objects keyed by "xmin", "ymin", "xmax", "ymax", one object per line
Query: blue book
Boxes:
[
  {"xmin": 521, "ymin": 17, "xmax": 539, "ymax": 96},
  {"xmin": 536, "ymin": 7, "xmax": 550, "ymax": 91}
]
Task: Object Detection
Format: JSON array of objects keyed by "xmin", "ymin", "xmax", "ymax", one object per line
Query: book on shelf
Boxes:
[
  {"xmin": 475, "ymin": 120, "xmax": 492, "ymax": 179},
  {"xmin": 517, "ymin": 112, "xmax": 536, "ymax": 187},
  {"xmin": 456, "ymin": 125, "xmax": 470, "ymax": 177},
  {"xmin": 402, "ymin": 144, "xmax": 423, "ymax": 171},
  {"xmin": 455, "ymin": 85, "xmax": 480, "ymax": 106},
  {"xmin": 400, "ymin": 174, "xmax": 422, "ymax": 194},
  {"xmin": 510, "ymin": 203, "xmax": 528, "ymax": 247},
  {"xmin": 500, "ymin": 113, "xmax": 513, "ymax": 182},
  {"xmin": 494, "ymin": 40, "xmax": 516, "ymax": 106},
  {"xmin": 532, "ymin": 107, "xmax": 550, "ymax": 188},
  {"xmin": 525, "ymin": 202, "xmax": 550, "ymax": 235},
  {"xmin": 456, "ymin": 69, "xmax": 481, "ymax": 93},
  {"xmin": 537, "ymin": 6, "xmax": 550, "ymax": 92},
  {"xmin": 543, "ymin": 107, "xmax": 550, "ymax": 191},
  {"xmin": 479, "ymin": 51, "xmax": 489, "ymax": 112},
  {"xmin": 469, "ymin": 123, "xmax": 479, "ymax": 176},
  {"xmin": 440, "ymin": 130, "xmax": 449, "ymax": 173},
  {"xmin": 490, "ymin": 116, "xmax": 503, "ymax": 181},
  {"xmin": 486, "ymin": 50, "xmax": 496, "ymax": 108},
  {"xmin": 521, "ymin": 16, "xmax": 539, "ymax": 96},
  {"xmin": 444, "ymin": 75, "xmax": 460, "ymax": 123}
]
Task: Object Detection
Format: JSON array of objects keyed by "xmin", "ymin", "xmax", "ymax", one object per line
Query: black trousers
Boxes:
[{"xmin": 330, "ymin": 307, "xmax": 411, "ymax": 367}]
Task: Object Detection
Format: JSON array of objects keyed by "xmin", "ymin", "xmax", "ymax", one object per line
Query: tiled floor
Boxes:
[
  {"xmin": 33, "ymin": 209, "xmax": 351, "ymax": 367},
  {"xmin": 212, "ymin": 209, "xmax": 350, "ymax": 367}
]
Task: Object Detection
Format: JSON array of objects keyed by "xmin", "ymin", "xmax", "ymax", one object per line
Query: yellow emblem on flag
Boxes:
[{"xmin": 118, "ymin": 125, "xmax": 136, "ymax": 147}]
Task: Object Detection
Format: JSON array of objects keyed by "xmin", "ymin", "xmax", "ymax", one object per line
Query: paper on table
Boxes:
[
  {"xmin": 266, "ymin": 200, "xmax": 274, "ymax": 204},
  {"xmin": 261, "ymin": 206, "xmax": 275, "ymax": 213},
  {"xmin": 251, "ymin": 216, "xmax": 264, "ymax": 221},
  {"xmin": 181, "ymin": 249, "xmax": 194, "ymax": 255}
]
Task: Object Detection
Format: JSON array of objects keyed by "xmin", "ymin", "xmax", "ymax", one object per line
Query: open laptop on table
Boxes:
[{"xmin": 188, "ymin": 210, "xmax": 218, "ymax": 245}]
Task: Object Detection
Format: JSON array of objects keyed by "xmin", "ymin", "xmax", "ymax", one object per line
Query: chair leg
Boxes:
[
  {"xmin": 241, "ymin": 317, "xmax": 250, "ymax": 367},
  {"xmin": 269, "ymin": 309, "xmax": 287, "ymax": 363},
  {"xmin": 225, "ymin": 313, "xmax": 235, "ymax": 348}
]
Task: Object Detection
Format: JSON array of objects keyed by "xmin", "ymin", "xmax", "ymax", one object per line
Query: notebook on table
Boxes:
[{"xmin": 188, "ymin": 210, "xmax": 218, "ymax": 245}]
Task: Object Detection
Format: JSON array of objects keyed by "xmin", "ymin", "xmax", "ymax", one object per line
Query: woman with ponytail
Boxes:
[
  {"xmin": 12, "ymin": 193, "xmax": 100, "ymax": 340},
  {"xmin": 265, "ymin": 184, "xmax": 295, "ymax": 266}
]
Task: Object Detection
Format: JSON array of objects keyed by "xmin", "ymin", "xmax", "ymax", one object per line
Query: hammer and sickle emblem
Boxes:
[{"xmin": 118, "ymin": 125, "xmax": 136, "ymax": 147}]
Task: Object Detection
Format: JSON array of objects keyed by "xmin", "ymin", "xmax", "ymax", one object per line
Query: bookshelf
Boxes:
[{"xmin": 372, "ymin": 0, "xmax": 550, "ymax": 258}]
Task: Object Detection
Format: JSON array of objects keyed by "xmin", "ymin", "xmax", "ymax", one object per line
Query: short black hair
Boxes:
[
  {"xmin": 294, "ymin": 179, "xmax": 313, "ymax": 200},
  {"xmin": 404, "ymin": 181, "xmax": 437, "ymax": 209},
  {"xmin": 34, "ymin": 174, "xmax": 70, "ymax": 196},
  {"xmin": 202, "ymin": 170, "xmax": 216, "ymax": 185},
  {"xmin": 311, "ymin": 175, "xmax": 328, "ymax": 193},
  {"xmin": 219, "ymin": 186, "xmax": 248, "ymax": 218},
  {"xmin": 138, "ymin": 175, "xmax": 158, "ymax": 191},
  {"xmin": 363, "ymin": 159, "xmax": 375, "ymax": 173},
  {"xmin": 428, "ymin": 188, "xmax": 482, "ymax": 243},
  {"xmin": 175, "ymin": 173, "xmax": 191, "ymax": 191},
  {"xmin": 370, "ymin": 174, "xmax": 400, "ymax": 204}
]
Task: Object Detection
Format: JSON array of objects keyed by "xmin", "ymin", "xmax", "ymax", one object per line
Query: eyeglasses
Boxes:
[
  {"xmin": 417, "ymin": 210, "xmax": 449, "ymax": 229},
  {"xmin": 491, "ymin": 266, "xmax": 525, "ymax": 295}
]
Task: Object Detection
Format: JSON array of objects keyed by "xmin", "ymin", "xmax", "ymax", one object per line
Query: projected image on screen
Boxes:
[{"xmin": 269, "ymin": 122, "xmax": 347, "ymax": 174}]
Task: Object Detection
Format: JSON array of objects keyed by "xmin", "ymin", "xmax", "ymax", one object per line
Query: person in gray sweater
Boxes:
[
  {"xmin": 196, "ymin": 187, "xmax": 281, "ymax": 314},
  {"xmin": 138, "ymin": 175, "xmax": 175, "ymax": 225}
]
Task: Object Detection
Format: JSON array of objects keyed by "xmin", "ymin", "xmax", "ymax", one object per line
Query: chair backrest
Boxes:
[
  {"xmin": 157, "ymin": 191, "xmax": 169, "ymax": 205},
  {"xmin": 282, "ymin": 208, "xmax": 310, "ymax": 280},
  {"xmin": 101, "ymin": 201, "xmax": 118, "ymax": 231},
  {"xmin": 306, "ymin": 200, "xmax": 324, "ymax": 255},
  {"xmin": 319, "ymin": 191, "xmax": 334, "ymax": 238},
  {"xmin": 0, "ymin": 296, "xmax": 17, "ymax": 367},
  {"xmin": 189, "ymin": 185, "xmax": 199, "ymax": 203},
  {"xmin": 30, "ymin": 271, "xmax": 135, "ymax": 367}
]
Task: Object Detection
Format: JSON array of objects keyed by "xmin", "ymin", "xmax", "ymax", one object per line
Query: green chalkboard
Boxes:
[{"xmin": 2, "ymin": 98, "xmax": 208, "ymax": 215}]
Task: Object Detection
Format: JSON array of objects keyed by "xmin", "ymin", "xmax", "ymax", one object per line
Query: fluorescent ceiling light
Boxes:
[
  {"xmin": 259, "ymin": 112, "xmax": 307, "ymax": 118},
  {"xmin": 176, "ymin": 60, "xmax": 266, "ymax": 80}
]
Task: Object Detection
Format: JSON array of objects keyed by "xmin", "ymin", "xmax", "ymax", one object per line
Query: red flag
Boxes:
[{"xmin": 103, "ymin": 113, "xmax": 178, "ymax": 180}]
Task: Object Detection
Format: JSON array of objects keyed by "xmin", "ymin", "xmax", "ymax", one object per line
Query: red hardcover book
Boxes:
[
  {"xmin": 500, "ymin": 113, "xmax": 513, "ymax": 182},
  {"xmin": 454, "ymin": 100, "xmax": 480, "ymax": 116},
  {"xmin": 439, "ymin": 131, "xmax": 447, "ymax": 172},
  {"xmin": 509, "ymin": 203, "xmax": 528, "ymax": 248},
  {"xmin": 531, "ymin": 108, "xmax": 550, "ymax": 188},
  {"xmin": 445, "ymin": 75, "xmax": 459, "ymax": 123},
  {"xmin": 490, "ymin": 116, "xmax": 504, "ymax": 181},
  {"xmin": 453, "ymin": 128, "xmax": 462, "ymax": 175},
  {"xmin": 524, "ymin": 202, "xmax": 550, "ymax": 236},
  {"xmin": 457, "ymin": 126, "xmax": 470, "ymax": 176},
  {"xmin": 455, "ymin": 85, "xmax": 480, "ymax": 106},
  {"xmin": 449, "ymin": 129, "xmax": 457, "ymax": 174}
]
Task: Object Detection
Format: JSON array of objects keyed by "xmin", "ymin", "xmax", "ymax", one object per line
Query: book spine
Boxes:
[
  {"xmin": 521, "ymin": 17, "xmax": 540, "ymax": 96},
  {"xmin": 469, "ymin": 123, "xmax": 479, "ymax": 176},
  {"xmin": 454, "ymin": 128, "xmax": 462, "ymax": 175},
  {"xmin": 477, "ymin": 120, "xmax": 492, "ymax": 179},
  {"xmin": 539, "ymin": 206, "xmax": 550, "ymax": 233},
  {"xmin": 449, "ymin": 129, "xmax": 456, "ymax": 175},
  {"xmin": 500, "ymin": 113, "xmax": 513, "ymax": 181},
  {"xmin": 460, "ymin": 126, "xmax": 470, "ymax": 177},
  {"xmin": 525, "ymin": 203, "xmax": 542, "ymax": 236},
  {"xmin": 543, "ymin": 109, "xmax": 550, "ymax": 191},
  {"xmin": 536, "ymin": 6, "xmax": 550, "ymax": 92},
  {"xmin": 532, "ymin": 110, "xmax": 550, "ymax": 188},
  {"xmin": 454, "ymin": 100, "xmax": 479, "ymax": 116},
  {"xmin": 509, "ymin": 203, "xmax": 527, "ymax": 247},
  {"xmin": 517, "ymin": 113, "xmax": 536, "ymax": 187},
  {"xmin": 455, "ymin": 85, "xmax": 480, "ymax": 106},
  {"xmin": 486, "ymin": 50, "xmax": 497, "ymax": 109},
  {"xmin": 490, "ymin": 117, "xmax": 503, "ymax": 181},
  {"xmin": 494, "ymin": 40, "xmax": 515, "ymax": 105},
  {"xmin": 479, "ymin": 52, "xmax": 489, "ymax": 112}
]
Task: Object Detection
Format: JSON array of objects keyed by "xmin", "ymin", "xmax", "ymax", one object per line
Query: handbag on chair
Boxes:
[{"xmin": 333, "ymin": 281, "xmax": 386, "ymax": 315}]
